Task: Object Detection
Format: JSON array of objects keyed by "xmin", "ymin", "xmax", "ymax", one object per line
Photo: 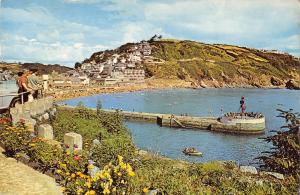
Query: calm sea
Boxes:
[{"xmin": 63, "ymin": 88, "xmax": 300, "ymax": 165}]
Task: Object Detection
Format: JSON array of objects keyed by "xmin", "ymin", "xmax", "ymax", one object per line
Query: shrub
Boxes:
[
  {"xmin": 0, "ymin": 121, "xmax": 31, "ymax": 156},
  {"xmin": 257, "ymin": 109, "xmax": 300, "ymax": 178},
  {"xmin": 27, "ymin": 137, "xmax": 62, "ymax": 173},
  {"xmin": 57, "ymin": 155, "xmax": 135, "ymax": 195}
]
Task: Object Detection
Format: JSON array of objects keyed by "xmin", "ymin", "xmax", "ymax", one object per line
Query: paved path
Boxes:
[{"xmin": 0, "ymin": 147, "xmax": 62, "ymax": 195}]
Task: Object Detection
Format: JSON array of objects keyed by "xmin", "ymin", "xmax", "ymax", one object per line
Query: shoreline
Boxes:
[{"xmin": 50, "ymin": 78, "xmax": 291, "ymax": 101}]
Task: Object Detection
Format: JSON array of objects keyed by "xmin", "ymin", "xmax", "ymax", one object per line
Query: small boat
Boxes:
[{"xmin": 182, "ymin": 147, "xmax": 203, "ymax": 156}]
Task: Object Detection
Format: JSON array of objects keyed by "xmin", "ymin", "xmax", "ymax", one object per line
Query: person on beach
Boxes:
[{"xmin": 240, "ymin": 96, "xmax": 246, "ymax": 114}]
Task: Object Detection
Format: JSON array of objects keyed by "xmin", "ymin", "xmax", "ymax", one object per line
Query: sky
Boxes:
[{"xmin": 0, "ymin": 0, "xmax": 299, "ymax": 67}]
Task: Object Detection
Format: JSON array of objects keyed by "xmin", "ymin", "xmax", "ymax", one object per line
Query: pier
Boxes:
[{"xmin": 100, "ymin": 109, "xmax": 266, "ymax": 134}]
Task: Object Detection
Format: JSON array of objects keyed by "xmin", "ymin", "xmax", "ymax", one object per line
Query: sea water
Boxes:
[{"xmin": 64, "ymin": 88, "xmax": 300, "ymax": 165}]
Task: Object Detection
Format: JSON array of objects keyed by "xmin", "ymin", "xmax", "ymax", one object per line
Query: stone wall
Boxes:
[
  {"xmin": 9, "ymin": 97, "xmax": 84, "ymax": 151},
  {"xmin": 9, "ymin": 97, "xmax": 56, "ymax": 132}
]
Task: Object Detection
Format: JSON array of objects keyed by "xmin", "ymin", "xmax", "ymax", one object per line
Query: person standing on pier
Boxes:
[{"xmin": 240, "ymin": 96, "xmax": 246, "ymax": 114}]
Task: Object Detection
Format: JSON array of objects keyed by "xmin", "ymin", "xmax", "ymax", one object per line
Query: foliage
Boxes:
[
  {"xmin": 96, "ymin": 99, "xmax": 102, "ymax": 115},
  {"xmin": 57, "ymin": 155, "xmax": 135, "ymax": 195},
  {"xmin": 52, "ymin": 107, "xmax": 136, "ymax": 166},
  {"xmin": 0, "ymin": 120, "xmax": 135, "ymax": 194},
  {"xmin": 257, "ymin": 109, "xmax": 300, "ymax": 178},
  {"xmin": 27, "ymin": 137, "xmax": 62, "ymax": 173},
  {"xmin": 128, "ymin": 153, "xmax": 296, "ymax": 194},
  {"xmin": 77, "ymin": 101, "xmax": 86, "ymax": 108},
  {"xmin": 0, "ymin": 120, "xmax": 31, "ymax": 156}
]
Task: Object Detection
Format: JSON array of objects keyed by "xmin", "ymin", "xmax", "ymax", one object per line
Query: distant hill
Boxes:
[
  {"xmin": 84, "ymin": 39, "xmax": 300, "ymax": 89},
  {"xmin": 0, "ymin": 62, "xmax": 73, "ymax": 75}
]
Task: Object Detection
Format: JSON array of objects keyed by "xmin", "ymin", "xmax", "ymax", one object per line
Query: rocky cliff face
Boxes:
[{"xmin": 84, "ymin": 39, "xmax": 300, "ymax": 89}]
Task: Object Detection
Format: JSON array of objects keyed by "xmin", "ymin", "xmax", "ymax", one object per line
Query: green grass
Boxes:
[{"xmin": 147, "ymin": 40, "xmax": 300, "ymax": 85}]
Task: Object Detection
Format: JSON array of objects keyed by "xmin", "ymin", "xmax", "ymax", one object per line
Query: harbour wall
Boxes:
[{"xmin": 100, "ymin": 109, "xmax": 266, "ymax": 134}]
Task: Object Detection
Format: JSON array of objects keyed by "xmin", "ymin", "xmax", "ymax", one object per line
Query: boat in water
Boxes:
[{"xmin": 182, "ymin": 147, "xmax": 203, "ymax": 156}]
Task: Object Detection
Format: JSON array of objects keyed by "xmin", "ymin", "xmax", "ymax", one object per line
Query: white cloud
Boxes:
[
  {"xmin": 144, "ymin": 0, "xmax": 300, "ymax": 36},
  {"xmin": 1, "ymin": 0, "xmax": 300, "ymax": 67}
]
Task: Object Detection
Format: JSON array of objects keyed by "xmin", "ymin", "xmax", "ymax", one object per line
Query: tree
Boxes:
[
  {"xmin": 75, "ymin": 62, "xmax": 81, "ymax": 69},
  {"xmin": 96, "ymin": 99, "xmax": 102, "ymax": 115},
  {"xmin": 77, "ymin": 101, "xmax": 85, "ymax": 108}
]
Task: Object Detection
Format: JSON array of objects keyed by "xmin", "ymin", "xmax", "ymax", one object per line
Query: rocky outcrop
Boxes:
[
  {"xmin": 270, "ymin": 76, "xmax": 283, "ymax": 86},
  {"xmin": 285, "ymin": 79, "xmax": 300, "ymax": 90}
]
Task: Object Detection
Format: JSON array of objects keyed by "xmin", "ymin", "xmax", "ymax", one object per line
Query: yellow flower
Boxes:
[
  {"xmin": 29, "ymin": 143, "xmax": 36, "ymax": 147},
  {"xmin": 103, "ymin": 187, "xmax": 110, "ymax": 194},
  {"xmin": 143, "ymin": 187, "xmax": 149, "ymax": 193},
  {"xmin": 76, "ymin": 188, "xmax": 83, "ymax": 194},
  {"xmin": 118, "ymin": 155, "xmax": 123, "ymax": 162},
  {"xmin": 66, "ymin": 172, "xmax": 70, "ymax": 176},
  {"xmin": 61, "ymin": 163, "xmax": 67, "ymax": 168},
  {"xmin": 119, "ymin": 161, "xmax": 126, "ymax": 169},
  {"xmin": 88, "ymin": 164, "xmax": 94, "ymax": 169},
  {"xmin": 89, "ymin": 190, "xmax": 96, "ymax": 195},
  {"xmin": 71, "ymin": 173, "xmax": 76, "ymax": 178},
  {"xmin": 85, "ymin": 180, "xmax": 91, "ymax": 188},
  {"xmin": 127, "ymin": 170, "xmax": 135, "ymax": 177},
  {"xmin": 61, "ymin": 187, "xmax": 66, "ymax": 192},
  {"xmin": 76, "ymin": 172, "xmax": 82, "ymax": 176},
  {"xmin": 56, "ymin": 169, "xmax": 62, "ymax": 174},
  {"xmin": 117, "ymin": 172, "xmax": 122, "ymax": 176}
]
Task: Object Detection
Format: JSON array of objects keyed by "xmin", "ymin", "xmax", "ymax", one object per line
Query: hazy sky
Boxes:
[{"xmin": 1, "ymin": 0, "xmax": 299, "ymax": 67}]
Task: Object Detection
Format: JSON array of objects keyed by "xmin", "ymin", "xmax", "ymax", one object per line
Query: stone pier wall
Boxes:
[{"xmin": 100, "ymin": 109, "xmax": 265, "ymax": 134}]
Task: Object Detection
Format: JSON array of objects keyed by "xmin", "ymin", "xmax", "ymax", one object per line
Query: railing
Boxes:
[{"xmin": 0, "ymin": 89, "xmax": 44, "ymax": 110}]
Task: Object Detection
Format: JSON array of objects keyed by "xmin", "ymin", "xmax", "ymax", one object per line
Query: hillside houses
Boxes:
[{"xmin": 76, "ymin": 41, "xmax": 150, "ymax": 85}]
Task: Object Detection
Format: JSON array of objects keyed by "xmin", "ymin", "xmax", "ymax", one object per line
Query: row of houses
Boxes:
[{"xmin": 74, "ymin": 41, "xmax": 151, "ymax": 86}]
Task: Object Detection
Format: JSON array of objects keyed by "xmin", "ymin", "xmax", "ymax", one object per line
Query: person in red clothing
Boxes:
[
  {"xmin": 240, "ymin": 96, "xmax": 246, "ymax": 114},
  {"xmin": 17, "ymin": 70, "xmax": 31, "ymax": 102}
]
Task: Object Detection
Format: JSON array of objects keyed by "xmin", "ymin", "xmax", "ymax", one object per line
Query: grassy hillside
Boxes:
[
  {"xmin": 147, "ymin": 40, "xmax": 300, "ymax": 87},
  {"xmin": 0, "ymin": 62, "xmax": 72, "ymax": 75}
]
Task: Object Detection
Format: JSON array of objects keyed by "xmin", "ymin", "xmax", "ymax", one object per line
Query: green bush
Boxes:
[{"xmin": 258, "ymin": 109, "xmax": 300, "ymax": 178}]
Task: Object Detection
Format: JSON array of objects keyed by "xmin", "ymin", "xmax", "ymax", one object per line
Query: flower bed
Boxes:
[{"xmin": 0, "ymin": 116, "xmax": 135, "ymax": 194}]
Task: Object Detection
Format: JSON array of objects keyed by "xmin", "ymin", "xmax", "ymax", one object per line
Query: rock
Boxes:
[
  {"xmin": 270, "ymin": 76, "xmax": 283, "ymax": 86},
  {"xmin": 64, "ymin": 132, "xmax": 82, "ymax": 151},
  {"xmin": 38, "ymin": 124, "xmax": 54, "ymax": 139},
  {"xmin": 92, "ymin": 139, "xmax": 100, "ymax": 147},
  {"xmin": 37, "ymin": 116, "xmax": 43, "ymax": 122},
  {"xmin": 43, "ymin": 113, "xmax": 50, "ymax": 120},
  {"xmin": 88, "ymin": 160, "xmax": 100, "ymax": 178},
  {"xmin": 265, "ymin": 172, "xmax": 284, "ymax": 180},
  {"xmin": 149, "ymin": 189, "xmax": 159, "ymax": 195},
  {"xmin": 199, "ymin": 80, "xmax": 208, "ymax": 88},
  {"xmin": 49, "ymin": 110, "xmax": 56, "ymax": 117},
  {"xmin": 239, "ymin": 166, "xmax": 258, "ymax": 174},
  {"xmin": 285, "ymin": 79, "xmax": 300, "ymax": 90}
]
